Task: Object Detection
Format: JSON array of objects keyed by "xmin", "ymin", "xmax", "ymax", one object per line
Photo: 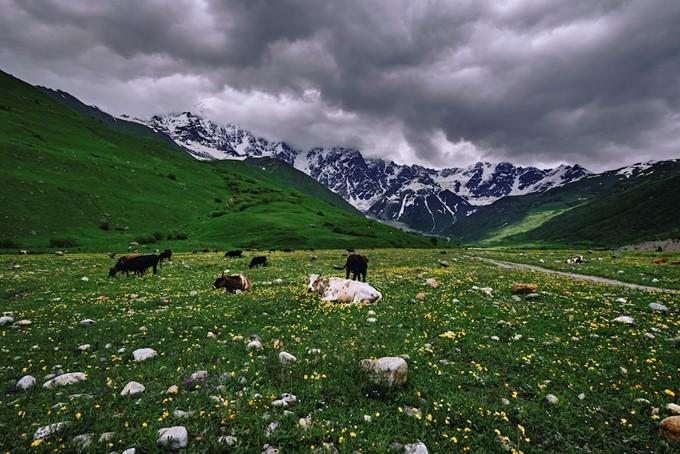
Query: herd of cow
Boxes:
[{"xmin": 107, "ymin": 249, "xmax": 383, "ymax": 304}]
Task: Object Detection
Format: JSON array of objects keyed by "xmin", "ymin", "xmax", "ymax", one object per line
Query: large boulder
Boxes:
[
  {"xmin": 132, "ymin": 348, "xmax": 158, "ymax": 361},
  {"xmin": 660, "ymin": 416, "xmax": 680, "ymax": 441},
  {"xmin": 157, "ymin": 426, "xmax": 188, "ymax": 449},
  {"xmin": 43, "ymin": 372, "xmax": 87, "ymax": 389}
]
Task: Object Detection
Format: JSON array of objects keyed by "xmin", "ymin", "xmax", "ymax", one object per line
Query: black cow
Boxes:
[
  {"xmin": 249, "ymin": 256, "xmax": 268, "ymax": 269},
  {"xmin": 224, "ymin": 249, "xmax": 243, "ymax": 258},
  {"xmin": 341, "ymin": 254, "xmax": 369, "ymax": 281},
  {"xmin": 109, "ymin": 254, "xmax": 160, "ymax": 277},
  {"xmin": 158, "ymin": 249, "xmax": 172, "ymax": 267}
]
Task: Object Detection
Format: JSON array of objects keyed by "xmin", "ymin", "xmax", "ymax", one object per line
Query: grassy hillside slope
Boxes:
[
  {"xmin": 447, "ymin": 161, "xmax": 680, "ymax": 247},
  {"xmin": 0, "ymin": 70, "xmax": 428, "ymax": 251}
]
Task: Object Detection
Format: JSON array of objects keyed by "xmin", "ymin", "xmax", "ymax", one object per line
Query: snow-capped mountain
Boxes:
[{"xmin": 133, "ymin": 112, "xmax": 591, "ymax": 232}]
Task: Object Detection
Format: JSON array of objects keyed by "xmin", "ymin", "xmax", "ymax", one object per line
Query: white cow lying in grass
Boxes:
[{"xmin": 307, "ymin": 274, "xmax": 382, "ymax": 304}]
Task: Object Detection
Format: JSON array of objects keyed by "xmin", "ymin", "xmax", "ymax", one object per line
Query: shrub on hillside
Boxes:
[
  {"xmin": 153, "ymin": 232, "xmax": 165, "ymax": 241},
  {"xmin": 0, "ymin": 239, "xmax": 18, "ymax": 248},
  {"xmin": 135, "ymin": 234, "xmax": 157, "ymax": 244},
  {"xmin": 168, "ymin": 232, "xmax": 188, "ymax": 240}
]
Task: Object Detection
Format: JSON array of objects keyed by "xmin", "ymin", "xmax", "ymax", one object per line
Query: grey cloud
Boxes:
[{"xmin": 1, "ymin": 0, "xmax": 679, "ymax": 170}]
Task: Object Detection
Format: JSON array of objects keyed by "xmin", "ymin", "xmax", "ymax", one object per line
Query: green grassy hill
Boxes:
[
  {"xmin": 446, "ymin": 161, "xmax": 680, "ymax": 247},
  {"xmin": 0, "ymin": 70, "xmax": 429, "ymax": 251}
]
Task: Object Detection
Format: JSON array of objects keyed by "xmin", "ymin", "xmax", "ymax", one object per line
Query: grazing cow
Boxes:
[
  {"xmin": 249, "ymin": 256, "xmax": 268, "ymax": 269},
  {"xmin": 565, "ymin": 255, "xmax": 584, "ymax": 264},
  {"xmin": 224, "ymin": 249, "xmax": 243, "ymax": 258},
  {"xmin": 651, "ymin": 258, "xmax": 668, "ymax": 264},
  {"xmin": 108, "ymin": 253, "xmax": 141, "ymax": 277},
  {"xmin": 339, "ymin": 254, "xmax": 369, "ymax": 281},
  {"xmin": 158, "ymin": 249, "xmax": 172, "ymax": 267},
  {"xmin": 109, "ymin": 254, "xmax": 159, "ymax": 277},
  {"xmin": 212, "ymin": 272, "xmax": 252, "ymax": 293},
  {"xmin": 306, "ymin": 274, "xmax": 382, "ymax": 304},
  {"xmin": 282, "ymin": 248, "xmax": 294, "ymax": 253}
]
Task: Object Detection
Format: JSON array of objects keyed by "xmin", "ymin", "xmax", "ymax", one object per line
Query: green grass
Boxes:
[
  {"xmin": 0, "ymin": 70, "xmax": 428, "ymax": 251},
  {"xmin": 480, "ymin": 207, "xmax": 573, "ymax": 245},
  {"xmin": 1, "ymin": 250, "xmax": 678, "ymax": 452},
  {"xmin": 474, "ymin": 248, "xmax": 680, "ymax": 290}
]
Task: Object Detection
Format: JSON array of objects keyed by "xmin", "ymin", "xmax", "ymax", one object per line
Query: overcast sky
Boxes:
[{"xmin": 1, "ymin": 0, "xmax": 679, "ymax": 171}]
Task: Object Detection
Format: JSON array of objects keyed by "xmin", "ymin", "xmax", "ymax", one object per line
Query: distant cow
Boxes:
[
  {"xmin": 224, "ymin": 250, "xmax": 243, "ymax": 258},
  {"xmin": 109, "ymin": 254, "xmax": 159, "ymax": 277},
  {"xmin": 307, "ymin": 274, "xmax": 382, "ymax": 304},
  {"xmin": 158, "ymin": 249, "xmax": 172, "ymax": 267},
  {"xmin": 340, "ymin": 254, "xmax": 369, "ymax": 281},
  {"xmin": 212, "ymin": 273, "xmax": 252, "ymax": 293},
  {"xmin": 249, "ymin": 256, "xmax": 268, "ymax": 269},
  {"xmin": 108, "ymin": 253, "xmax": 141, "ymax": 277},
  {"xmin": 651, "ymin": 258, "xmax": 668, "ymax": 264},
  {"xmin": 565, "ymin": 255, "xmax": 584, "ymax": 265}
]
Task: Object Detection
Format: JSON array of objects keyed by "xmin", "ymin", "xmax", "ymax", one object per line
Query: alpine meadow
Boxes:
[{"xmin": 1, "ymin": 1, "xmax": 680, "ymax": 453}]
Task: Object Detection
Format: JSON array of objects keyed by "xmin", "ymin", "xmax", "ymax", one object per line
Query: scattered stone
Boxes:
[
  {"xmin": 635, "ymin": 398, "xmax": 651, "ymax": 404},
  {"xmin": 611, "ymin": 316, "xmax": 634, "ymax": 325},
  {"xmin": 403, "ymin": 405, "xmax": 422, "ymax": 418},
  {"xmin": 79, "ymin": 319, "xmax": 96, "ymax": 326},
  {"xmin": 265, "ymin": 421, "xmax": 280, "ymax": 437},
  {"xmin": 72, "ymin": 433, "xmax": 93, "ymax": 449},
  {"xmin": 81, "ymin": 276, "xmax": 89, "ymax": 282},
  {"xmin": 578, "ymin": 393, "xmax": 586, "ymax": 400},
  {"xmin": 525, "ymin": 293, "xmax": 541, "ymax": 300},
  {"xmin": 360, "ymin": 357, "xmax": 408, "ymax": 388},
  {"xmin": 99, "ymin": 432, "xmax": 116, "ymax": 443},
  {"xmin": 271, "ymin": 393, "xmax": 297, "ymax": 407},
  {"xmin": 660, "ymin": 416, "xmax": 680, "ymax": 441},
  {"xmin": 667, "ymin": 403, "xmax": 680, "ymax": 414},
  {"xmin": 404, "ymin": 442, "xmax": 428, "ymax": 454},
  {"xmin": 415, "ymin": 292, "xmax": 426, "ymax": 301},
  {"xmin": 299, "ymin": 416, "xmax": 312, "ymax": 429},
  {"xmin": 511, "ymin": 283, "xmax": 537, "ymax": 294},
  {"xmin": 173, "ymin": 409, "xmax": 193, "ymax": 419},
  {"xmin": 122, "ymin": 449, "xmax": 136, "ymax": 454},
  {"xmin": 14, "ymin": 319, "xmax": 32, "ymax": 326},
  {"xmin": 207, "ymin": 331, "xmax": 217, "ymax": 338},
  {"xmin": 157, "ymin": 426, "xmax": 188, "ymax": 450},
  {"xmin": 364, "ymin": 414, "xmax": 372, "ymax": 422},
  {"xmin": 649, "ymin": 303, "xmax": 669, "ymax": 312},
  {"xmin": 183, "ymin": 370, "xmax": 208, "ymax": 387},
  {"xmin": 500, "ymin": 398, "xmax": 510, "ymax": 405},
  {"xmin": 490, "ymin": 336, "xmax": 500, "ymax": 341},
  {"xmin": 16, "ymin": 375, "xmax": 36, "ymax": 390},
  {"xmin": 219, "ymin": 435, "xmax": 238, "ymax": 446},
  {"xmin": 262, "ymin": 444, "xmax": 279, "ymax": 454},
  {"xmin": 34, "ymin": 421, "xmax": 68, "ymax": 440},
  {"xmin": 545, "ymin": 394, "xmax": 559, "ymax": 404},
  {"xmin": 78, "ymin": 344, "xmax": 91, "ymax": 351},
  {"xmin": 132, "ymin": 348, "xmax": 158, "ymax": 361},
  {"xmin": 120, "ymin": 381, "xmax": 145, "ymax": 396},
  {"xmin": 645, "ymin": 332, "xmax": 656, "ymax": 340},
  {"xmin": 439, "ymin": 260, "xmax": 449, "ymax": 267},
  {"xmin": 43, "ymin": 372, "xmax": 87, "ymax": 389},
  {"xmin": 425, "ymin": 278, "xmax": 438, "ymax": 288},
  {"xmin": 307, "ymin": 348, "xmax": 321, "ymax": 355},
  {"xmin": 279, "ymin": 351, "xmax": 297, "ymax": 365},
  {"xmin": 247, "ymin": 337, "xmax": 263, "ymax": 351},
  {"xmin": 0, "ymin": 316, "xmax": 14, "ymax": 326},
  {"xmin": 367, "ymin": 317, "xmax": 377, "ymax": 323},
  {"xmin": 167, "ymin": 385, "xmax": 179, "ymax": 394}
]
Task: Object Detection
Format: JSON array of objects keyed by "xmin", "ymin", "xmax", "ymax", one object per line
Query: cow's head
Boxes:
[
  {"xmin": 108, "ymin": 267, "xmax": 117, "ymax": 278},
  {"xmin": 213, "ymin": 272, "xmax": 228, "ymax": 289}
]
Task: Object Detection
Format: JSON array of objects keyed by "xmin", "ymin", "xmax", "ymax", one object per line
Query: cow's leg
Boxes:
[
  {"xmin": 346, "ymin": 268, "xmax": 350, "ymax": 279},
  {"xmin": 153, "ymin": 263, "xmax": 157, "ymax": 275}
]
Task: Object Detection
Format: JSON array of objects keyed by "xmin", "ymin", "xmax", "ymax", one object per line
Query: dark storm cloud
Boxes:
[{"xmin": 1, "ymin": 0, "xmax": 679, "ymax": 170}]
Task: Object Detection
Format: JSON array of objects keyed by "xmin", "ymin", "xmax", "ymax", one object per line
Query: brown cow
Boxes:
[
  {"xmin": 651, "ymin": 258, "xmax": 668, "ymax": 264},
  {"xmin": 212, "ymin": 273, "xmax": 252, "ymax": 293}
]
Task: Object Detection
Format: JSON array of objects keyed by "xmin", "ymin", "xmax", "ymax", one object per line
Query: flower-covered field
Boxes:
[
  {"xmin": 474, "ymin": 249, "xmax": 680, "ymax": 290},
  {"xmin": 1, "ymin": 249, "xmax": 678, "ymax": 453}
]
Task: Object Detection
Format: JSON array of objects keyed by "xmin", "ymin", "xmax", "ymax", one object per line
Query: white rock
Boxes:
[
  {"xmin": 307, "ymin": 348, "xmax": 321, "ymax": 355},
  {"xmin": 490, "ymin": 336, "xmax": 500, "ymax": 341},
  {"xmin": 367, "ymin": 310, "xmax": 376, "ymax": 317},
  {"xmin": 366, "ymin": 317, "xmax": 377, "ymax": 323},
  {"xmin": 0, "ymin": 316, "xmax": 14, "ymax": 326},
  {"xmin": 78, "ymin": 344, "xmax": 91, "ymax": 351},
  {"xmin": 649, "ymin": 302, "xmax": 669, "ymax": 312},
  {"xmin": 14, "ymin": 319, "xmax": 32, "ymax": 326},
  {"xmin": 360, "ymin": 357, "xmax": 408, "ymax": 387},
  {"xmin": 167, "ymin": 385, "xmax": 179, "ymax": 394},
  {"xmin": 279, "ymin": 351, "xmax": 297, "ymax": 365},
  {"xmin": 611, "ymin": 316, "xmax": 634, "ymax": 325},
  {"xmin": 207, "ymin": 331, "xmax": 217, "ymax": 338},
  {"xmin": 500, "ymin": 398, "xmax": 510, "ymax": 405},
  {"xmin": 299, "ymin": 416, "xmax": 312, "ymax": 429},
  {"xmin": 667, "ymin": 403, "xmax": 680, "ymax": 414},
  {"xmin": 81, "ymin": 276, "xmax": 89, "ymax": 282},
  {"xmin": 43, "ymin": 372, "xmax": 87, "ymax": 389},
  {"xmin": 425, "ymin": 278, "xmax": 438, "ymax": 288},
  {"xmin": 271, "ymin": 393, "xmax": 297, "ymax": 408},
  {"xmin": 545, "ymin": 394, "xmax": 559, "ymax": 404},
  {"xmin": 219, "ymin": 435, "xmax": 238, "ymax": 446},
  {"xmin": 615, "ymin": 297, "xmax": 627, "ymax": 303},
  {"xmin": 34, "ymin": 421, "xmax": 68, "ymax": 440},
  {"xmin": 132, "ymin": 348, "xmax": 158, "ymax": 361},
  {"xmin": 363, "ymin": 415, "xmax": 372, "ymax": 422},
  {"xmin": 247, "ymin": 340, "xmax": 263, "ymax": 351},
  {"xmin": 635, "ymin": 398, "xmax": 651, "ymax": 404},
  {"xmin": 265, "ymin": 421, "xmax": 279, "ymax": 437},
  {"xmin": 652, "ymin": 278, "xmax": 659, "ymax": 283},
  {"xmin": 80, "ymin": 319, "xmax": 96, "ymax": 326},
  {"xmin": 157, "ymin": 426, "xmax": 188, "ymax": 449},
  {"xmin": 645, "ymin": 332, "xmax": 656, "ymax": 339},
  {"xmin": 404, "ymin": 441, "xmax": 429, "ymax": 454},
  {"xmin": 122, "ymin": 448, "xmax": 136, "ymax": 454},
  {"xmin": 16, "ymin": 375, "xmax": 36, "ymax": 390},
  {"xmin": 173, "ymin": 409, "xmax": 193, "ymax": 419},
  {"xmin": 120, "ymin": 381, "xmax": 145, "ymax": 396},
  {"xmin": 72, "ymin": 433, "xmax": 93, "ymax": 449},
  {"xmin": 99, "ymin": 432, "xmax": 116, "ymax": 443},
  {"xmin": 577, "ymin": 393, "xmax": 586, "ymax": 400}
]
